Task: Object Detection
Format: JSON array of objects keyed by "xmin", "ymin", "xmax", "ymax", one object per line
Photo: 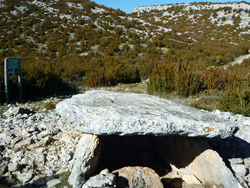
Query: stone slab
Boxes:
[{"xmin": 56, "ymin": 90, "xmax": 236, "ymax": 138}]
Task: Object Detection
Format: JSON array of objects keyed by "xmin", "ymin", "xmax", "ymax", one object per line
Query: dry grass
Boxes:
[{"xmin": 89, "ymin": 82, "xmax": 148, "ymax": 94}]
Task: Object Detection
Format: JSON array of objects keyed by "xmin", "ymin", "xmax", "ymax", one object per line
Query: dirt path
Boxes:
[{"xmin": 224, "ymin": 54, "xmax": 250, "ymax": 69}]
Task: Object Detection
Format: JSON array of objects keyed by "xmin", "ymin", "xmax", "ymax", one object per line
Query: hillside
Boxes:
[
  {"xmin": 131, "ymin": 2, "xmax": 250, "ymax": 44},
  {"xmin": 0, "ymin": 0, "xmax": 249, "ymax": 115},
  {"xmin": 0, "ymin": 0, "xmax": 169, "ymax": 99}
]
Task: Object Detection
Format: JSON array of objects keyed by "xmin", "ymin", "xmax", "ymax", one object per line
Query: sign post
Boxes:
[{"xmin": 4, "ymin": 57, "xmax": 22, "ymax": 103}]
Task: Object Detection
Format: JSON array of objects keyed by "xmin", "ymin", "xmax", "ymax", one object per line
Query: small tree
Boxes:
[{"xmin": 219, "ymin": 88, "xmax": 250, "ymax": 116}]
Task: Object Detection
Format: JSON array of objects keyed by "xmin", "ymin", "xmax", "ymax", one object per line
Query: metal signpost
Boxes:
[{"xmin": 4, "ymin": 57, "xmax": 22, "ymax": 103}]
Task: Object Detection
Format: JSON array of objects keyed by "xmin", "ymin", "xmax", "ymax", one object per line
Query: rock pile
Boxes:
[{"xmin": 0, "ymin": 106, "xmax": 81, "ymax": 187}]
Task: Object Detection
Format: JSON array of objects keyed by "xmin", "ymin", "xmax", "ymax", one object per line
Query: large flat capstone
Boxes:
[{"xmin": 56, "ymin": 90, "xmax": 236, "ymax": 138}]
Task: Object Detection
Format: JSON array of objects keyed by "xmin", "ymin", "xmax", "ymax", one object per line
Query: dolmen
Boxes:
[{"xmin": 56, "ymin": 90, "xmax": 245, "ymax": 188}]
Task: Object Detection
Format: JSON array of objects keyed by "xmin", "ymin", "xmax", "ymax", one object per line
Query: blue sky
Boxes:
[{"xmin": 91, "ymin": 0, "xmax": 247, "ymax": 13}]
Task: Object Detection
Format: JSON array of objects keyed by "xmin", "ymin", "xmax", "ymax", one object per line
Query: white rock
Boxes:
[
  {"xmin": 100, "ymin": 169, "xmax": 109, "ymax": 175},
  {"xmin": 16, "ymin": 171, "xmax": 33, "ymax": 183},
  {"xmin": 231, "ymin": 164, "xmax": 247, "ymax": 177},
  {"xmin": 14, "ymin": 137, "xmax": 32, "ymax": 149},
  {"xmin": 46, "ymin": 178, "xmax": 61, "ymax": 187},
  {"xmin": 59, "ymin": 152, "xmax": 71, "ymax": 163},
  {"xmin": 30, "ymin": 175, "xmax": 46, "ymax": 186},
  {"xmin": 244, "ymin": 158, "xmax": 250, "ymax": 168},
  {"xmin": 27, "ymin": 137, "xmax": 49, "ymax": 149},
  {"xmin": 234, "ymin": 123, "xmax": 250, "ymax": 144},
  {"xmin": 61, "ymin": 135, "xmax": 72, "ymax": 144},
  {"xmin": 212, "ymin": 109, "xmax": 221, "ymax": 116},
  {"xmin": 182, "ymin": 174, "xmax": 201, "ymax": 185},
  {"xmin": 56, "ymin": 166, "xmax": 69, "ymax": 175},
  {"xmin": 0, "ymin": 161, "xmax": 8, "ymax": 175},
  {"xmin": 243, "ymin": 119, "xmax": 250, "ymax": 126},
  {"xmin": 22, "ymin": 114, "xmax": 28, "ymax": 118},
  {"xmin": 235, "ymin": 114, "xmax": 244, "ymax": 121},
  {"xmin": 37, "ymin": 123, "xmax": 47, "ymax": 131},
  {"xmin": 44, "ymin": 168, "xmax": 54, "ymax": 176},
  {"xmin": 3, "ymin": 106, "xmax": 20, "ymax": 117},
  {"xmin": 37, "ymin": 131, "xmax": 51, "ymax": 139},
  {"xmin": 33, "ymin": 153, "xmax": 45, "ymax": 168},
  {"xmin": 28, "ymin": 125, "xmax": 37, "ymax": 132},
  {"xmin": 21, "ymin": 130, "xmax": 30, "ymax": 137},
  {"xmin": 4, "ymin": 106, "xmax": 33, "ymax": 118},
  {"xmin": 11, "ymin": 150, "xmax": 24, "ymax": 163},
  {"xmin": 68, "ymin": 134, "xmax": 101, "ymax": 188},
  {"xmin": 230, "ymin": 158, "xmax": 244, "ymax": 164},
  {"xmin": 10, "ymin": 137, "xmax": 22, "ymax": 147},
  {"xmin": 8, "ymin": 162, "xmax": 19, "ymax": 172},
  {"xmin": 34, "ymin": 147, "xmax": 46, "ymax": 153},
  {"xmin": 82, "ymin": 173, "xmax": 116, "ymax": 188},
  {"xmin": 0, "ymin": 133, "xmax": 12, "ymax": 146}
]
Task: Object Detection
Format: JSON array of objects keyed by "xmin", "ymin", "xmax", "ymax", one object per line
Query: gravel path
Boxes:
[{"xmin": 224, "ymin": 54, "xmax": 250, "ymax": 69}]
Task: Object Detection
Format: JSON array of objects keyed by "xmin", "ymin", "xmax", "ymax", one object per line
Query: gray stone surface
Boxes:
[
  {"xmin": 154, "ymin": 136, "xmax": 242, "ymax": 188},
  {"xmin": 4, "ymin": 106, "xmax": 33, "ymax": 118},
  {"xmin": 230, "ymin": 158, "xmax": 244, "ymax": 164},
  {"xmin": 0, "ymin": 161, "xmax": 8, "ymax": 175},
  {"xmin": 82, "ymin": 173, "xmax": 116, "ymax": 188},
  {"xmin": 68, "ymin": 134, "xmax": 102, "ymax": 188},
  {"xmin": 8, "ymin": 162, "xmax": 19, "ymax": 172},
  {"xmin": 14, "ymin": 137, "xmax": 32, "ymax": 149},
  {"xmin": 244, "ymin": 158, "xmax": 250, "ymax": 168},
  {"xmin": 212, "ymin": 110, "xmax": 250, "ymax": 144},
  {"xmin": 56, "ymin": 90, "xmax": 236, "ymax": 138},
  {"xmin": 16, "ymin": 171, "xmax": 33, "ymax": 183},
  {"xmin": 231, "ymin": 164, "xmax": 248, "ymax": 177},
  {"xmin": 235, "ymin": 123, "xmax": 250, "ymax": 144},
  {"xmin": 46, "ymin": 178, "xmax": 61, "ymax": 187}
]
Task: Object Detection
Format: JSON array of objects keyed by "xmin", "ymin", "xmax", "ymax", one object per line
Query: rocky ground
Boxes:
[{"xmin": 0, "ymin": 102, "xmax": 81, "ymax": 188}]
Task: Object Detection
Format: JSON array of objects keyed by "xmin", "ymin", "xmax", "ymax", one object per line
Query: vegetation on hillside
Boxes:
[{"xmin": 0, "ymin": 0, "xmax": 249, "ymax": 115}]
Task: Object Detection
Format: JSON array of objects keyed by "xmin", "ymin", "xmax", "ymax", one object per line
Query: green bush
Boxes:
[
  {"xmin": 45, "ymin": 101, "xmax": 56, "ymax": 110},
  {"xmin": 85, "ymin": 57, "xmax": 140, "ymax": 87},
  {"xmin": 218, "ymin": 89, "xmax": 250, "ymax": 116}
]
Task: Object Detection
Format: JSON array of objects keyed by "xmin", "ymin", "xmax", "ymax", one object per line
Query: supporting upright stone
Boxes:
[
  {"xmin": 154, "ymin": 137, "xmax": 242, "ymax": 188},
  {"xmin": 68, "ymin": 134, "xmax": 102, "ymax": 188}
]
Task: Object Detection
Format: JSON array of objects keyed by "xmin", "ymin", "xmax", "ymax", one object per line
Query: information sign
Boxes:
[
  {"xmin": 4, "ymin": 57, "xmax": 22, "ymax": 103},
  {"xmin": 6, "ymin": 58, "xmax": 20, "ymax": 77}
]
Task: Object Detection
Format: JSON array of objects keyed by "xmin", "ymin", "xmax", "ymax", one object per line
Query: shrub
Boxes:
[
  {"xmin": 45, "ymin": 101, "xmax": 56, "ymax": 110},
  {"xmin": 85, "ymin": 57, "xmax": 140, "ymax": 87},
  {"xmin": 218, "ymin": 89, "xmax": 250, "ymax": 116},
  {"xmin": 147, "ymin": 61, "xmax": 204, "ymax": 97}
]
